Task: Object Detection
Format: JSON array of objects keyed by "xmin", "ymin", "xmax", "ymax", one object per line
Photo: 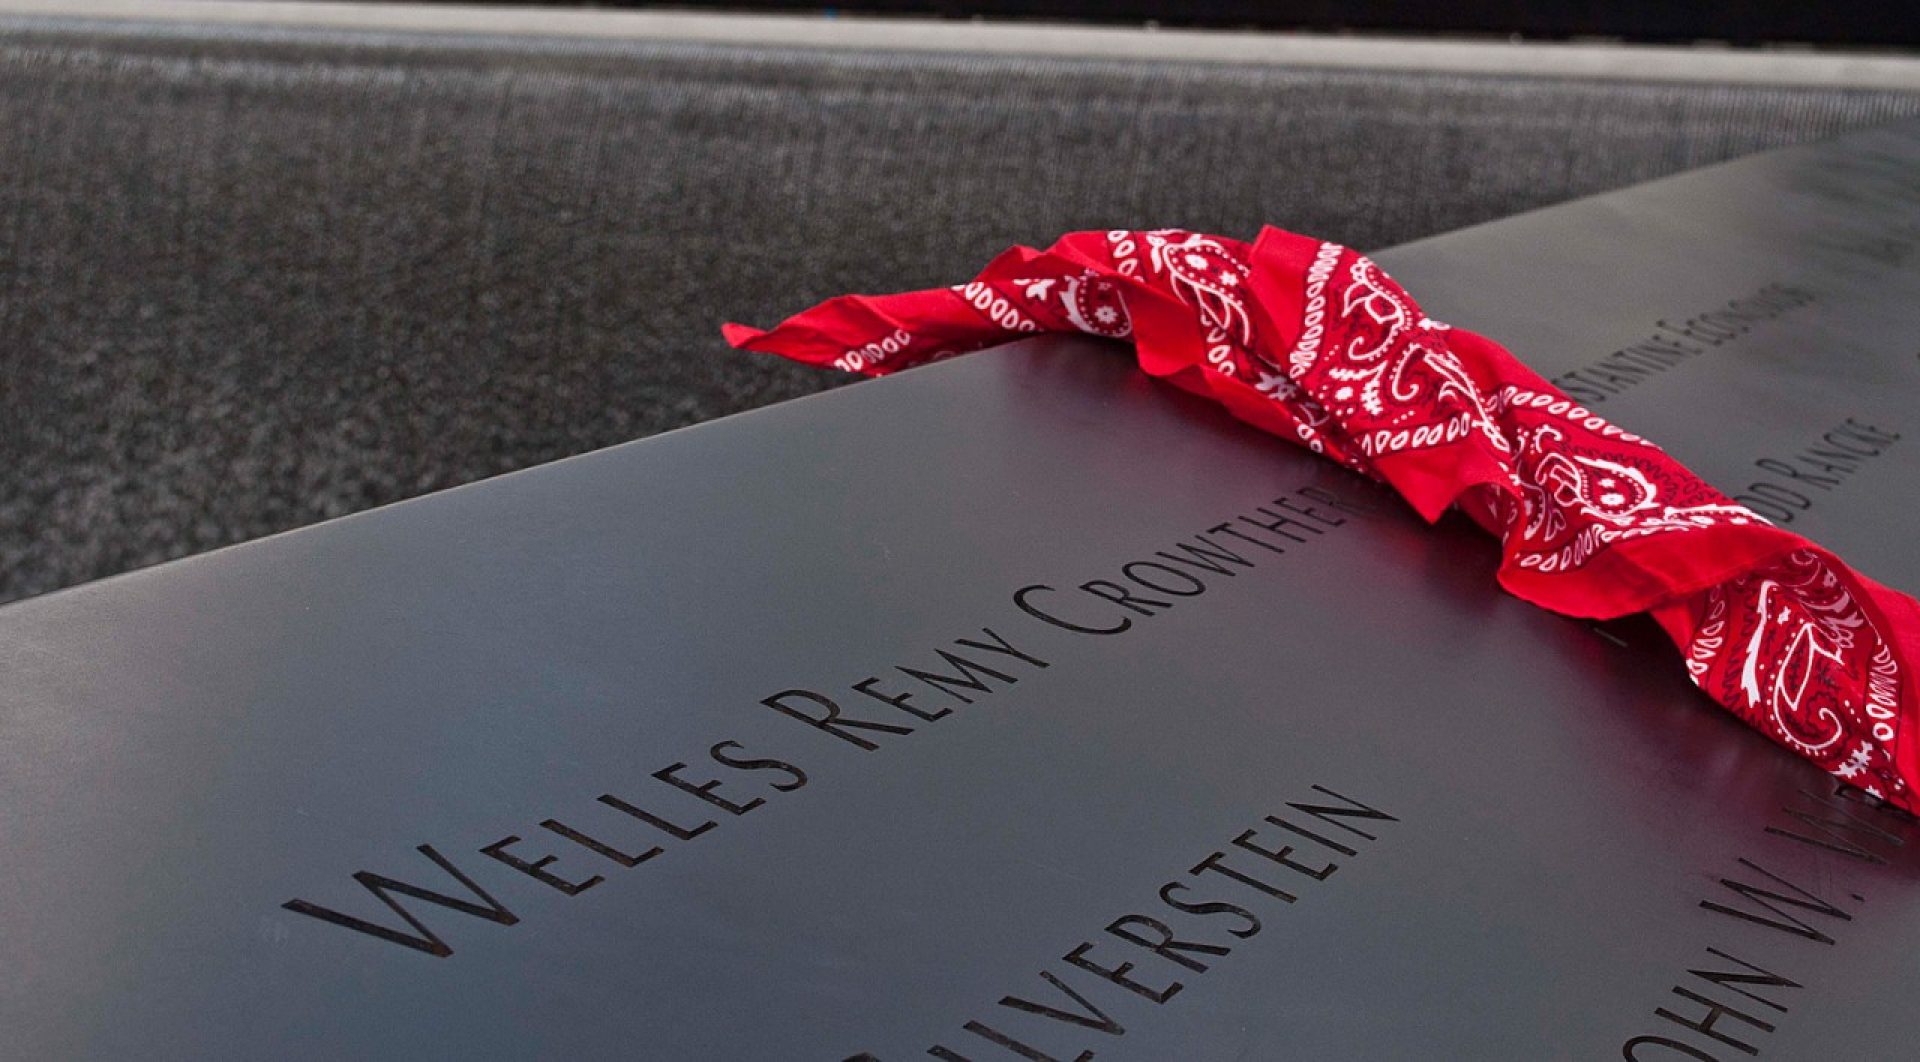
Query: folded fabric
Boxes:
[{"xmin": 725, "ymin": 227, "xmax": 1920, "ymax": 812}]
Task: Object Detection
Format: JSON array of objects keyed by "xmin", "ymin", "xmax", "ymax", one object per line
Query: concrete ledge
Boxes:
[{"xmin": 2, "ymin": 1, "xmax": 1919, "ymax": 90}]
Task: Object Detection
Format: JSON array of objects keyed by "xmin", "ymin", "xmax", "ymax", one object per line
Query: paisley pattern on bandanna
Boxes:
[{"xmin": 724, "ymin": 227, "xmax": 1920, "ymax": 812}]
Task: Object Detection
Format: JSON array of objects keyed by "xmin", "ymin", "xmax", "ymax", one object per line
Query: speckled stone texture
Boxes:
[{"xmin": 4, "ymin": 21, "xmax": 1918, "ymax": 604}]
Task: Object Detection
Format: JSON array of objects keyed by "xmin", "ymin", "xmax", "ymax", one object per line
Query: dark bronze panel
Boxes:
[{"xmin": 4, "ymin": 120, "xmax": 1919, "ymax": 1060}]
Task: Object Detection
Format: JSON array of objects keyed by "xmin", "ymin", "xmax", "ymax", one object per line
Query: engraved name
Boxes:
[
  {"xmin": 849, "ymin": 783, "xmax": 1398, "ymax": 1062},
  {"xmin": 1732, "ymin": 415, "xmax": 1902, "ymax": 524},
  {"xmin": 1620, "ymin": 783, "xmax": 1916, "ymax": 1060},
  {"xmin": 1552, "ymin": 284, "xmax": 1817, "ymax": 405},
  {"xmin": 279, "ymin": 483, "xmax": 1380, "ymax": 959}
]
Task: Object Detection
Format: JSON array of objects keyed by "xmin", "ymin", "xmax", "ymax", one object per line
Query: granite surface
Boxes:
[{"xmin": 5, "ymin": 21, "xmax": 1919, "ymax": 602}]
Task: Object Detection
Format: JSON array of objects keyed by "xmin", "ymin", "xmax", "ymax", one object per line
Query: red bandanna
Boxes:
[{"xmin": 725, "ymin": 227, "xmax": 1920, "ymax": 812}]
